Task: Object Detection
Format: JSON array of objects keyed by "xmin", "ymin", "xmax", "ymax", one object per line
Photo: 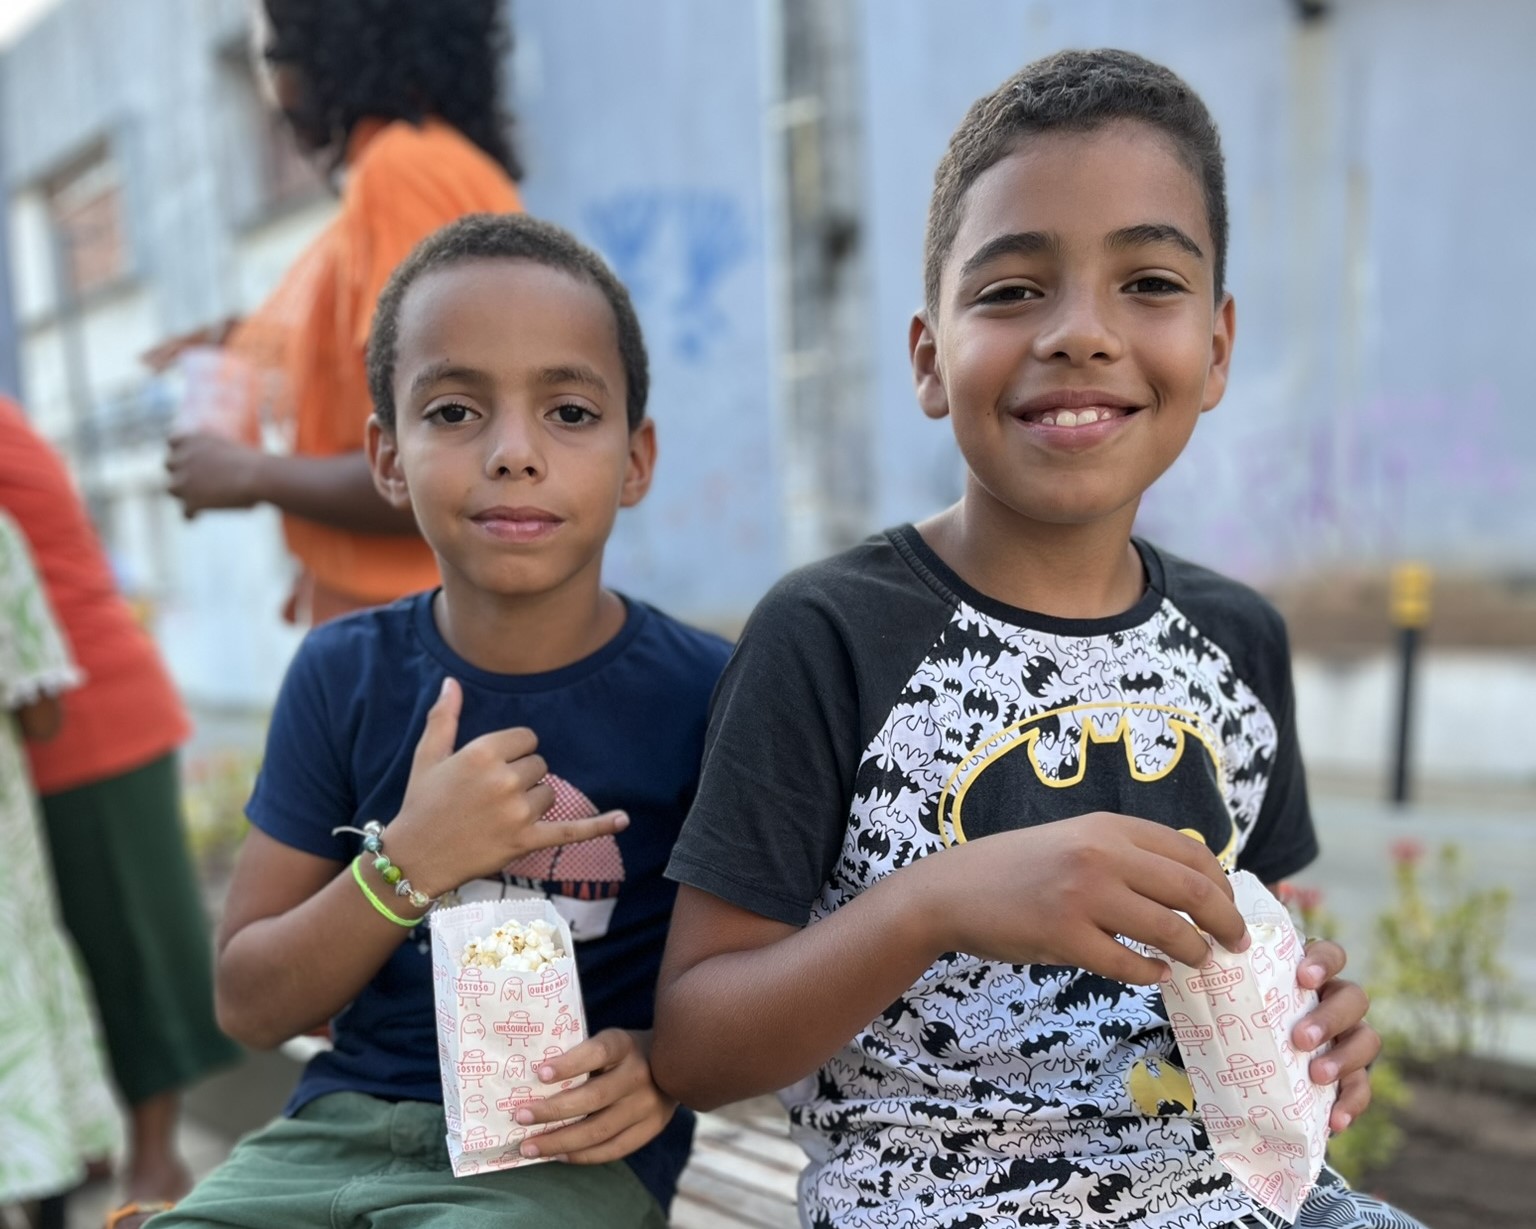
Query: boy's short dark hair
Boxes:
[
  {"xmin": 367, "ymin": 213, "xmax": 650, "ymax": 431},
  {"xmin": 923, "ymin": 48, "xmax": 1228, "ymax": 316}
]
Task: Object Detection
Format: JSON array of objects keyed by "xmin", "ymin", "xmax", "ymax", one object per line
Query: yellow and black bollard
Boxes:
[{"xmin": 1388, "ymin": 562, "xmax": 1432, "ymax": 806}]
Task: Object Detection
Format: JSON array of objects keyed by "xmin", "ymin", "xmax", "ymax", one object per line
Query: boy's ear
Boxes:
[
  {"xmin": 1199, "ymin": 293, "xmax": 1237, "ymax": 413},
  {"xmin": 365, "ymin": 414, "xmax": 413, "ymax": 509},
  {"xmin": 909, "ymin": 311, "xmax": 950, "ymax": 420},
  {"xmin": 619, "ymin": 418, "xmax": 657, "ymax": 509}
]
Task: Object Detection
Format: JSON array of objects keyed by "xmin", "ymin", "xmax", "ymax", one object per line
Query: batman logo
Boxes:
[{"xmin": 934, "ymin": 702, "xmax": 1237, "ymax": 865}]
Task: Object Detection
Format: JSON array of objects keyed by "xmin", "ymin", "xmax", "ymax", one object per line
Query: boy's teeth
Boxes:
[{"xmin": 1037, "ymin": 407, "xmax": 1118, "ymax": 427}]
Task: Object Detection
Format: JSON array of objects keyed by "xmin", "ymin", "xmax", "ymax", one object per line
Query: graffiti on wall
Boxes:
[
  {"xmin": 583, "ymin": 189, "xmax": 749, "ymax": 363},
  {"xmin": 1137, "ymin": 384, "xmax": 1524, "ymax": 578}
]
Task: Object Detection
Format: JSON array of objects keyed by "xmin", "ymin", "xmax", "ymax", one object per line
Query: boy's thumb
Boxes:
[{"xmin": 413, "ymin": 677, "xmax": 462, "ymax": 766}]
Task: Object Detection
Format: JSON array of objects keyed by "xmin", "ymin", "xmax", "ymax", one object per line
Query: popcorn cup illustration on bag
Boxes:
[
  {"xmin": 431, "ymin": 899, "xmax": 588, "ymax": 1177},
  {"xmin": 1139, "ymin": 871, "xmax": 1336, "ymax": 1221}
]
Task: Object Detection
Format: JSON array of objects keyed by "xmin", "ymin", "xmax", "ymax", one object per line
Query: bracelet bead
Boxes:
[
  {"xmin": 350, "ymin": 856, "xmax": 416, "ymax": 927},
  {"xmin": 331, "ymin": 819, "xmax": 437, "ymax": 914}
]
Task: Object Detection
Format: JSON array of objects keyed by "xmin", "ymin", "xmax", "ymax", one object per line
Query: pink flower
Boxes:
[
  {"xmin": 1390, "ymin": 839, "xmax": 1426, "ymax": 866},
  {"xmin": 1274, "ymin": 882, "xmax": 1297, "ymax": 905},
  {"xmin": 1294, "ymin": 887, "xmax": 1323, "ymax": 914}
]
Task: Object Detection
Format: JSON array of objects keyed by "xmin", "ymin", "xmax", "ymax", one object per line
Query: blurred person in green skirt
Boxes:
[{"xmin": 0, "ymin": 399, "xmax": 241, "ymax": 1224}]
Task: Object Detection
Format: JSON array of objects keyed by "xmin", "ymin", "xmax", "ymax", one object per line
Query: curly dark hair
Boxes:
[
  {"xmin": 367, "ymin": 213, "xmax": 650, "ymax": 432},
  {"xmin": 261, "ymin": 0, "xmax": 521, "ymax": 179},
  {"xmin": 924, "ymin": 49, "xmax": 1227, "ymax": 316}
]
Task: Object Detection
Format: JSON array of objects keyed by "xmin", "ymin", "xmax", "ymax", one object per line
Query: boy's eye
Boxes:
[
  {"xmin": 550, "ymin": 404, "xmax": 596, "ymax": 426},
  {"xmin": 978, "ymin": 284, "xmax": 1039, "ymax": 305},
  {"xmin": 427, "ymin": 401, "xmax": 478, "ymax": 425},
  {"xmin": 1125, "ymin": 276, "xmax": 1184, "ymax": 295}
]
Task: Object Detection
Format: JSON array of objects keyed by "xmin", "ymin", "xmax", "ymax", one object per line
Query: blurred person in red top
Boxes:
[
  {"xmin": 157, "ymin": 0, "xmax": 523, "ymax": 626},
  {"xmin": 0, "ymin": 397, "xmax": 242, "ymax": 1221}
]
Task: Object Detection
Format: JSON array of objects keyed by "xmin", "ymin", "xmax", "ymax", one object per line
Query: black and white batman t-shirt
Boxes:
[{"xmin": 668, "ymin": 525, "xmax": 1318, "ymax": 1229}]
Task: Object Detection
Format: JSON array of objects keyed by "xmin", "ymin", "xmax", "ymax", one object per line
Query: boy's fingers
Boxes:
[
  {"xmin": 1331, "ymin": 1069, "xmax": 1373, "ymax": 1129},
  {"xmin": 1130, "ymin": 820, "xmax": 1235, "ymax": 897},
  {"xmin": 520, "ymin": 781, "xmax": 557, "ymax": 823},
  {"xmin": 1104, "ymin": 891, "xmax": 1211, "ymax": 970},
  {"xmin": 503, "ymin": 753, "xmax": 549, "ymax": 793},
  {"xmin": 1122, "ymin": 824, "xmax": 1247, "ymax": 953},
  {"xmin": 520, "ymin": 1074, "xmax": 613, "ymax": 1125},
  {"xmin": 1292, "ymin": 978, "xmax": 1369, "ymax": 1051},
  {"xmin": 1307, "ymin": 1023, "xmax": 1381, "ymax": 1087},
  {"xmin": 1071, "ymin": 930, "xmax": 1171, "ymax": 986},
  {"xmin": 537, "ymin": 1031, "xmax": 625, "ymax": 1083},
  {"xmin": 411, "ymin": 678, "xmax": 461, "ymax": 767},
  {"xmin": 467, "ymin": 724, "xmax": 540, "ymax": 765},
  {"xmin": 523, "ymin": 811, "xmax": 631, "ymax": 852},
  {"xmin": 1137, "ymin": 866, "xmax": 1248, "ymax": 957},
  {"xmin": 521, "ymin": 1103, "xmax": 645, "ymax": 1161},
  {"xmin": 557, "ymin": 1120, "xmax": 666, "ymax": 1166},
  {"xmin": 1298, "ymin": 938, "xmax": 1346, "ymax": 988}
]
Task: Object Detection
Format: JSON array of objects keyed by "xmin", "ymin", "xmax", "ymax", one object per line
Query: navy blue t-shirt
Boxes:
[{"xmin": 247, "ymin": 590, "xmax": 730, "ymax": 1210}]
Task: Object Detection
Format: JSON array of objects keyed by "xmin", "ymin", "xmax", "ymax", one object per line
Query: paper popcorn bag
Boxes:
[
  {"xmin": 1148, "ymin": 871, "xmax": 1337, "ymax": 1220},
  {"xmin": 430, "ymin": 898, "xmax": 589, "ymax": 1177}
]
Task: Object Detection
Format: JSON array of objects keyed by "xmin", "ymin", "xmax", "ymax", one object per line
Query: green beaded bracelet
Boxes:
[
  {"xmin": 332, "ymin": 820, "xmax": 436, "ymax": 911},
  {"xmin": 350, "ymin": 856, "xmax": 416, "ymax": 928}
]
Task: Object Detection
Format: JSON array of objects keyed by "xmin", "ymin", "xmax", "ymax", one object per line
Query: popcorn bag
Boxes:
[
  {"xmin": 1150, "ymin": 871, "xmax": 1337, "ymax": 1220},
  {"xmin": 430, "ymin": 899, "xmax": 589, "ymax": 1177}
]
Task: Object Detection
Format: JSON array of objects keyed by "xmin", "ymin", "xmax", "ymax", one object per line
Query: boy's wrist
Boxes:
[
  {"xmin": 356, "ymin": 854, "xmax": 433, "ymax": 923},
  {"xmin": 375, "ymin": 813, "xmax": 454, "ymax": 902},
  {"xmin": 875, "ymin": 862, "xmax": 953, "ymax": 968}
]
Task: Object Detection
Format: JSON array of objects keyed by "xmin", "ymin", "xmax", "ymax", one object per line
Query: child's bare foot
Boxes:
[{"xmin": 105, "ymin": 1156, "xmax": 192, "ymax": 1229}]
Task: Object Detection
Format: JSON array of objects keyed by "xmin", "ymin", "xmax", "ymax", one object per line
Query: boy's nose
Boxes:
[
  {"xmin": 484, "ymin": 418, "xmax": 545, "ymax": 480},
  {"xmin": 1031, "ymin": 288, "xmax": 1123, "ymax": 365}
]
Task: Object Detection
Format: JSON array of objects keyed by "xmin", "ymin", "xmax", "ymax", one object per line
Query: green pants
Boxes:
[
  {"xmin": 151, "ymin": 1093, "xmax": 667, "ymax": 1229},
  {"xmin": 42, "ymin": 752, "xmax": 241, "ymax": 1103}
]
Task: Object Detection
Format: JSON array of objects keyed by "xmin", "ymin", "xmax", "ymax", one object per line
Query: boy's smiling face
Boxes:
[
  {"xmin": 369, "ymin": 258, "xmax": 653, "ymax": 603},
  {"xmin": 912, "ymin": 120, "xmax": 1234, "ymax": 529}
]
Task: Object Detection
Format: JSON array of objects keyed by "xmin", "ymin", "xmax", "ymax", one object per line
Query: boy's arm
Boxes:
[
  {"xmin": 653, "ymin": 881, "xmax": 936, "ymax": 1110},
  {"xmin": 218, "ymin": 679, "xmax": 627, "ymax": 1048},
  {"xmin": 214, "ymin": 830, "xmax": 430, "ymax": 1047},
  {"xmin": 655, "ymin": 813, "xmax": 1249, "ymax": 1111}
]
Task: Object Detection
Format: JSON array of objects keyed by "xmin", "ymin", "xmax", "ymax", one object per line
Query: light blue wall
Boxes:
[
  {"xmin": 857, "ymin": 0, "xmax": 1536, "ymax": 582},
  {"xmin": 509, "ymin": 0, "xmax": 784, "ymax": 621},
  {"xmin": 4, "ymin": 0, "xmax": 1531, "ymax": 658}
]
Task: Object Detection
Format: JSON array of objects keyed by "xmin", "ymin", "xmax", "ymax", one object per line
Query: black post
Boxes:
[
  {"xmin": 36, "ymin": 1194, "xmax": 68, "ymax": 1229},
  {"xmin": 1390, "ymin": 624, "xmax": 1420, "ymax": 806},
  {"xmin": 1387, "ymin": 562, "xmax": 1431, "ymax": 808}
]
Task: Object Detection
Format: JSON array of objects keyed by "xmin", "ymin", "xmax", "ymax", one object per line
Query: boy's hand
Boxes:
[
  {"xmin": 387, "ymin": 678, "xmax": 629, "ymax": 896},
  {"xmin": 513, "ymin": 1029, "xmax": 676, "ymax": 1164},
  {"xmin": 1292, "ymin": 938, "xmax": 1380, "ymax": 1132},
  {"xmin": 910, "ymin": 812, "xmax": 1249, "ymax": 983}
]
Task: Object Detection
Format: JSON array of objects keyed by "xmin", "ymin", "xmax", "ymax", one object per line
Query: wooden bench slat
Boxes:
[
  {"xmin": 693, "ymin": 1118, "xmax": 810, "ymax": 1173},
  {"xmin": 672, "ymin": 1163, "xmax": 802, "ymax": 1228}
]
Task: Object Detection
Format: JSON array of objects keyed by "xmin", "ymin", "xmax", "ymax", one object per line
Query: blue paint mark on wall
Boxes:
[{"xmin": 584, "ymin": 189, "xmax": 748, "ymax": 363}]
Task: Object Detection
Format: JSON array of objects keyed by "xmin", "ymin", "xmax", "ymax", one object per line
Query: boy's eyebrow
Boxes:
[
  {"xmin": 538, "ymin": 364, "xmax": 610, "ymax": 396},
  {"xmin": 409, "ymin": 360, "xmax": 490, "ymax": 397},
  {"xmin": 1105, "ymin": 223, "xmax": 1205, "ymax": 260},
  {"xmin": 958, "ymin": 231, "xmax": 1059, "ymax": 280}
]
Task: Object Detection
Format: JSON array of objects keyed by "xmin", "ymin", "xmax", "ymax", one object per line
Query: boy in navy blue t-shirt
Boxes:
[{"xmin": 148, "ymin": 215, "xmax": 729, "ymax": 1229}]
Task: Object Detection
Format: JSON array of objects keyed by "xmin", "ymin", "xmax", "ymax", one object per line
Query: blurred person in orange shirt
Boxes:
[
  {"xmin": 158, "ymin": 0, "xmax": 523, "ymax": 626},
  {"xmin": 0, "ymin": 397, "xmax": 241, "ymax": 1223}
]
